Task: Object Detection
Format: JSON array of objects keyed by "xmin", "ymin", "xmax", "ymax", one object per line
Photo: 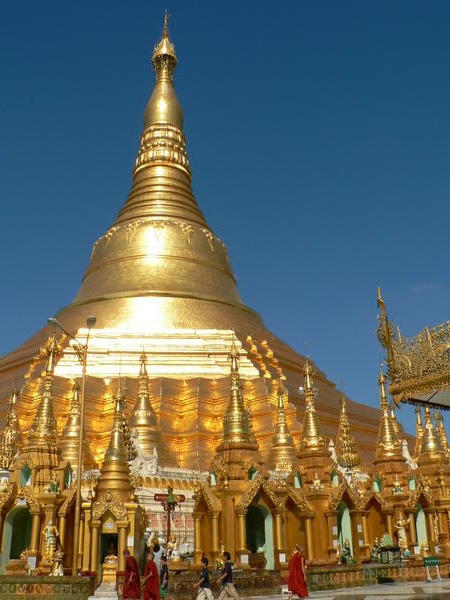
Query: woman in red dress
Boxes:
[
  {"xmin": 123, "ymin": 549, "xmax": 141, "ymax": 600},
  {"xmin": 144, "ymin": 550, "xmax": 161, "ymax": 600},
  {"xmin": 288, "ymin": 545, "xmax": 308, "ymax": 600}
]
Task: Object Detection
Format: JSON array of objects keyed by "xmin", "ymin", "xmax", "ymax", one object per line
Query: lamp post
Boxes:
[{"xmin": 48, "ymin": 315, "xmax": 96, "ymax": 576}]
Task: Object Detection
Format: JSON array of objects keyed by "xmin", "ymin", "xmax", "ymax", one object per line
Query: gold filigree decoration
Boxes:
[
  {"xmin": 92, "ymin": 492, "xmax": 128, "ymax": 521},
  {"xmin": 286, "ymin": 487, "xmax": 312, "ymax": 513},
  {"xmin": 192, "ymin": 483, "xmax": 221, "ymax": 515},
  {"xmin": 235, "ymin": 474, "xmax": 282, "ymax": 516},
  {"xmin": 17, "ymin": 486, "xmax": 40, "ymax": 512}
]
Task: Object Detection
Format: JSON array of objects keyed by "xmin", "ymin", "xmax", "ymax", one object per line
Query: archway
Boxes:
[
  {"xmin": 366, "ymin": 497, "xmax": 385, "ymax": 544},
  {"xmin": 415, "ymin": 504, "xmax": 428, "ymax": 549},
  {"xmin": 1, "ymin": 507, "xmax": 32, "ymax": 573},
  {"xmin": 246, "ymin": 504, "xmax": 274, "ymax": 569},
  {"xmin": 337, "ymin": 501, "xmax": 353, "ymax": 556}
]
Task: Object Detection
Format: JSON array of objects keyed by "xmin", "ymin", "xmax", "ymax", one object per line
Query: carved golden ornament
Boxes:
[
  {"xmin": 335, "ymin": 393, "xmax": 360, "ymax": 469},
  {"xmin": 57, "ymin": 488, "xmax": 76, "ymax": 517},
  {"xmin": 299, "ymin": 361, "xmax": 327, "ymax": 452},
  {"xmin": 192, "ymin": 483, "xmax": 221, "ymax": 515},
  {"xmin": 287, "ymin": 487, "xmax": 312, "ymax": 514},
  {"xmin": 235, "ymin": 474, "xmax": 282, "ymax": 516},
  {"xmin": 16, "ymin": 486, "xmax": 40, "ymax": 512},
  {"xmin": 92, "ymin": 492, "xmax": 128, "ymax": 521},
  {"xmin": 0, "ymin": 482, "xmax": 14, "ymax": 511},
  {"xmin": 0, "ymin": 389, "xmax": 22, "ymax": 470}
]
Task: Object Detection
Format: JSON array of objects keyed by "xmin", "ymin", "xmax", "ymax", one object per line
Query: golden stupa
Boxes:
[{"xmin": 0, "ymin": 13, "xmax": 383, "ymax": 470}]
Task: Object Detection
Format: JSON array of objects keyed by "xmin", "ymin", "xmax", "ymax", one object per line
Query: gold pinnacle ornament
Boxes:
[
  {"xmin": 374, "ymin": 371, "xmax": 402, "ymax": 461},
  {"xmin": 335, "ymin": 392, "xmax": 360, "ymax": 469},
  {"xmin": 298, "ymin": 361, "xmax": 326, "ymax": 454},
  {"xmin": 267, "ymin": 380, "xmax": 297, "ymax": 471}
]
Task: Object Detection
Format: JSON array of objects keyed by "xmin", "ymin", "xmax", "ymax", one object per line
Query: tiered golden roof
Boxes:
[
  {"xmin": 298, "ymin": 361, "xmax": 327, "ymax": 455},
  {"xmin": 374, "ymin": 371, "xmax": 403, "ymax": 461},
  {"xmin": 267, "ymin": 380, "xmax": 297, "ymax": 471},
  {"xmin": 0, "ymin": 389, "xmax": 22, "ymax": 470},
  {"xmin": 335, "ymin": 392, "xmax": 360, "ymax": 469}
]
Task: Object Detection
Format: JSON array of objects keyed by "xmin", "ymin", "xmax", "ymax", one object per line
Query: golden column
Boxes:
[
  {"xmin": 30, "ymin": 511, "xmax": 42, "ymax": 555},
  {"xmin": 90, "ymin": 520, "xmax": 100, "ymax": 572},
  {"xmin": 211, "ymin": 514, "xmax": 220, "ymax": 556},
  {"xmin": 236, "ymin": 512, "xmax": 247, "ymax": 554},
  {"xmin": 193, "ymin": 513, "xmax": 202, "ymax": 564},
  {"xmin": 304, "ymin": 517, "xmax": 314, "ymax": 560},
  {"xmin": 117, "ymin": 521, "xmax": 129, "ymax": 571}
]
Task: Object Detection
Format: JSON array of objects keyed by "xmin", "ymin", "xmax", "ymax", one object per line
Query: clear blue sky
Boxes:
[{"xmin": 1, "ymin": 1, "xmax": 449, "ymax": 435}]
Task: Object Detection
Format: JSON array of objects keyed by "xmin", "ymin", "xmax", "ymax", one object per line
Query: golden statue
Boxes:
[
  {"xmin": 49, "ymin": 549, "xmax": 64, "ymax": 576},
  {"xmin": 395, "ymin": 514, "xmax": 408, "ymax": 549},
  {"xmin": 47, "ymin": 470, "xmax": 60, "ymax": 494},
  {"xmin": 167, "ymin": 533, "xmax": 180, "ymax": 561},
  {"xmin": 42, "ymin": 521, "xmax": 60, "ymax": 560},
  {"xmin": 102, "ymin": 541, "xmax": 118, "ymax": 583},
  {"xmin": 335, "ymin": 543, "xmax": 342, "ymax": 564},
  {"xmin": 310, "ymin": 472, "xmax": 323, "ymax": 491}
]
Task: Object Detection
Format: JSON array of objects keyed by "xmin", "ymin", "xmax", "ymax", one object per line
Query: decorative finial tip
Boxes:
[{"xmin": 163, "ymin": 9, "xmax": 170, "ymax": 37}]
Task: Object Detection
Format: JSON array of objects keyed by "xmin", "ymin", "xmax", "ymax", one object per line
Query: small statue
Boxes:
[
  {"xmin": 342, "ymin": 539, "xmax": 353, "ymax": 564},
  {"xmin": 370, "ymin": 538, "xmax": 379, "ymax": 561},
  {"xmin": 47, "ymin": 471, "xmax": 60, "ymax": 494},
  {"xmin": 217, "ymin": 543, "xmax": 225, "ymax": 568},
  {"xmin": 395, "ymin": 514, "xmax": 408, "ymax": 549},
  {"xmin": 434, "ymin": 512, "xmax": 440, "ymax": 541},
  {"xmin": 42, "ymin": 520, "xmax": 60, "ymax": 560},
  {"xmin": 392, "ymin": 478, "xmax": 403, "ymax": 495},
  {"xmin": 310, "ymin": 472, "xmax": 324, "ymax": 492},
  {"xmin": 167, "ymin": 533, "xmax": 180, "ymax": 560},
  {"xmin": 420, "ymin": 543, "xmax": 429, "ymax": 558},
  {"xmin": 335, "ymin": 543, "xmax": 342, "ymax": 564},
  {"xmin": 50, "ymin": 550, "xmax": 64, "ymax": 576}
]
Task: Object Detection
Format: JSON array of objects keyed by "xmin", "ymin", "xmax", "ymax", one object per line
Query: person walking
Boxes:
[
  {"xmin": 288, "ymin": 545, "xmax": 308, "ymax": 600},
  {"xmin": 216, "ymin": 551, "xmax": 239, "ymax": 600},
  {"xmin": 193, "ymin": 556, "xmax": 214, "ymax": 600},
  {"xmin": 159, "ymin": 554, "xmax": 169, "ymax": 598},
  {"xmin": 122, "ymin": 549, "xmax": 141, "ymax": 600},
  {"xmin": 144, "ymin": 550, "xmax": 161, "ymax": 600}
]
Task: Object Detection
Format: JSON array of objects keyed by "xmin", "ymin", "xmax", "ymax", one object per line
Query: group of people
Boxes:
[
  {"xmin": 123, "ymin": 545, "xmax": 309, "ymax": 600},
  {"xmin": 123, "ymin": 549, "xmax": 168, "ymax": 600}
]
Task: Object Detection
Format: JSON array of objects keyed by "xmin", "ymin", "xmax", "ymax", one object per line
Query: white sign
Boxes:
[
  {"xmin": 332, "ymin": 526, "xmax": 338, "ymax": 536},
  {"xmin": 127, "ymin": 536, "xmax": 134, "ymax": 547},
  {"xmin": 279, "ymin": 553, "xmax": 286, "ymax": 563},
  {"xmin": 28, "ymin": 556, "xmax": 37, "ymax": 570},
  {"xmin": 333, "ymin": 539, "xmax": 338, "ymax": 548},
  {"xmin": 240, "ymin": 554, "xmax": 249, "ymax": 564},
  {"xmin": 104, "ymin": 522, "xmax": 114, "ymax": 530},
  {"xmin": 358, "ymin": 539, "xmax": 363, "ymax": 547},
  {"xmin": 357, "ymin": 524, "xmax": 363, "ymax": 533}
]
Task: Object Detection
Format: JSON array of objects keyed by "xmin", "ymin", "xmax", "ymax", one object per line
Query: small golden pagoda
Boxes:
[
  {"xmin": 267, "ymin": 380, "xmax": 297, "ymax": 472},
  {"xmin": 335, "ymin": 392, "xmax": 360, "ymax": 470}
]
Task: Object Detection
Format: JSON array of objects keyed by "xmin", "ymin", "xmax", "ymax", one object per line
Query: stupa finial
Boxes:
[
  {"xmin": 374, "ymin": 371, "xmax": 402, "ymax": 461},
  {"xmin": 268, "ymin": 380, "xmax": 296, "ymax": 471},
  {"xmin": 130, "ymin": 353, "xmax": 159, "ymax": 458},
  {"xmin": 216, "ymin": 342, "xmax": 257, "ymax": 450},
  {"xmin": 434, "ymin": 409, "xmax": 449, "ymax": 457},
  {"xmin": 414, "ymin": 405, "xmax": 424, "ymax": 459},
  {"xmin": 335, "ymin": 392, "xmax": 360, "ymax": 469},
  {"xmin": 418, "ymin": 405, "xmax": 443, "ymax": 464},
  {"xmin": 298, "ymin": 361, "xmax": 326, "ymax": 454}
]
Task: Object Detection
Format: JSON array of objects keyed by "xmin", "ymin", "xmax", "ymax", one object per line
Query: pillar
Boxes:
[
  {"xmin": 194, "ymin": 514, "xmax": 202, "ymax": 563},
  {"xmin": 81, "ymin": 504, "xmax": 91, "ymax": 573},
  {"xmin": 58, "ymin": 515, "xmax": 66, "ymax": 549},
  {"xmin": 385, "ymin": 513, "xmax": 393, "ymax": 537},
  {"xmin": 30, "ymin": 511, "xmax": 41, "ymax": 555},
  {"xmin": 237, "ymin": 513, "xmax": 247, "ymax": 553},
  {"xmin": 117, "ymin": 521, "xmax": 128, "ymax": 571},
  {"xmin": 325, "ymin": 511, "xmax": 338, "ymax": 560},
  {"xmin": 274, "ymin": 512, "xmax": 283, "ymax": 551},
  {"xmin": 90, "ymin": 520, "xmax": 100, "ymax": 573},
  {"xmin": 304, "ymin": 517, "xmax": 313, "ymax": 561},
  {"xmin": 407, "ymin": 512, "xmax": 417, "ymax": 546},
  {"xmin": 426, "ymin": 511, "xmax": 435, "ymax": 543},
  {"xmin": 211, "ymin": 514, "xmax": 219, "ymax": 555}
]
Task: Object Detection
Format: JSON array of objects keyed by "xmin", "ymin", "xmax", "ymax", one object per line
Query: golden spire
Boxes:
[
  {"xmin": 28, "ymin": 335, "xmax": 61, "ymax": 446},
  {"xmin": 0, "ymin": 388, "xmax": 22, "ymax": 470},
  {"xmin": 390, "ymin": 402, "xmax": 401, "ymax": 440},
  {"xmin": 418, "ymin": 405, "xmax": 443, "ymax": 464},
  {"xmin": 434, "ymin": 409, "xmax": 449, "ymax": 457},
  {"xmin": 335, "ymin": 392, "xmax": 360, "ymax": 469},
  {"xmin": 60, "ymin": 382, "xmax": 96, "ymax": 468},
  {"xmin": 267, "ymin": 380, "xmax": 297, "ymax": 471},
  {"xmin": 129, "ymin": 352, "xmax": 158, "ymax": 457},
  {"xmin": 216, "ymin": 342, "xmax": 258, "ymax": 451},
  {"xmin": 374, "ymin": 371, "xmax": 403, "ymax": 462},
  {"xmin": 96, "ymin": 391, "xmax": 132, "ymax": 495},
  {"xmin": 298, "ymin": 361, "xmax": 327, "ymax": 454},
  {"xmin": 414, "ymin": 405, "xmax": 424, "ymax": 459},
  {"xmin": 376, "ymin": 288, "xmax": 395, "ymax": 377},
  {"xmin": 114, "ymin": 381, "xmax": 136, "ymax": 462}
]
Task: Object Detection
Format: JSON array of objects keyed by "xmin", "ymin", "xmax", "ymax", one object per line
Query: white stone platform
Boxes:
[{"xmin": 88, "ymin": 582, "xmax": 118, "ymax": 600}]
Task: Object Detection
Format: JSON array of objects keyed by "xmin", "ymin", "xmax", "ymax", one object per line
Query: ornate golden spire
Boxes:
[
  {"xmin": 96, "ymin": 392, "xmax": 132, "ymax": 495},
  {"xmin": 390, "ymin": 402, "xmax": 401, "ymax": 440},
  {"xmin": 434, "ymin": 409, "xmax": 449, "ymax": 457},
  {"xmin": 298, "ymin": 361, "xmax": 327, "ymax": 454},
  {"xmin": 267, "ymin": 380, "xmax": 297, "ymax": 471},
  {"xmin": 60, "ymin": 382, "xmax": 96, "ymax": 468},
  {"xmin": 414, "ymin": 405, "xmax": 424, "ymax": 459},
  {"xmin": 376, "ymin": 287, "xmax": 395, "ymax": 379},
  {"xmin": 0, "ymin": 389, "xmax": 22, "ymax": 470},
  {"xmin": 114, "ymin": 381, "xmax": 136, "ymax": 462},
  {"xmin": 129, "ymin": 352, "xmax": 158, "ymax": 456},
  {"xmin": 216, "ymin": 342, "xmax": 258, "ymax": 451},
  {"xmin": 335, "ymin": 392, "xmax": 360, "ymax": 469},
  {"xmin": 418, "ymin": 405, "xmax": 443, "ymax": 464},
  {"xmin": 28, "ymin": 335, "xmax": 61, "ymax": 447},
  {"xmin": 374, "ymin": 371, "xmax": 403, "ymax": 462}
]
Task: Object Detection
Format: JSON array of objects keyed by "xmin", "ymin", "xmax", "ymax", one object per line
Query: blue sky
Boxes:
[{"xmin": 1, "ymin": 1, "xmax": 449, "ymax": 435}]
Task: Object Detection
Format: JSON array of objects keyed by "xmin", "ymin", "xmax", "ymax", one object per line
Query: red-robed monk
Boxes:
[
  {"xmin": 144, "ymin": 550, "xmax": 161, "ymax": 600},
  {"xmin": 123, "ymin": 549, "xmax": 141, "ymax": 600},
  {"xmin": 288, "ymin": 545, "xmax": 308, "ymax": 600}
]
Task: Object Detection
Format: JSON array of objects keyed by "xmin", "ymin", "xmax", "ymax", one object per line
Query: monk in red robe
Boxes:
[
  {"xmin": 123, "ymin": 549, "xmax": 141, "ymax": 600},
  {"xmin": 144, "ymin": 550, "xmax": 161, "ymax": 600},
  {"xmin": 288, "ymin": 545, "xmax": 308, "ymax": 600}
]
